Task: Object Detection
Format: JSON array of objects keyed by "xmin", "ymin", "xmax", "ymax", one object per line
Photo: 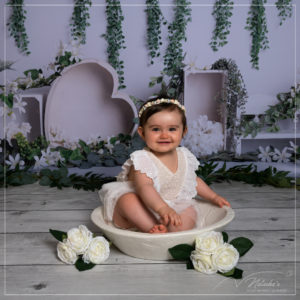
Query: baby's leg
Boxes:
[
  {"xmin": 113, "ymin": 193, "xmax": 167, "ymax": 233},
  {"xmin": 167, "ymin": 206, "xmax": 197, "ymax": 232}
]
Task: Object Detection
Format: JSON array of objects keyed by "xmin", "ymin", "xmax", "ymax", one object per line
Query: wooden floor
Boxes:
[{"xmin": 0, "ymin": 181, "xmax": 299, "ymax": 299}]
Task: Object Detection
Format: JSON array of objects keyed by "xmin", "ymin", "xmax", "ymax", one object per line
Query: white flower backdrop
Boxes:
[{"xmin": 182, "ymin": 115, "xmax": 224, "ymax": 157}]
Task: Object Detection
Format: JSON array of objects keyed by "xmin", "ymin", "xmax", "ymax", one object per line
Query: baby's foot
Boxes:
[{"xmin": 148, "ymin": 224, "xmax": 168, "ymax": 234}]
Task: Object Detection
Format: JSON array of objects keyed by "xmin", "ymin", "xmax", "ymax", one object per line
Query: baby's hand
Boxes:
[
  {"xmin": 157, "ymin": 205, "xmax": 182, "ymax": 227},
  {"xmin": 211, "ymin": 195, "xmax": 231, "ymax": 208}
]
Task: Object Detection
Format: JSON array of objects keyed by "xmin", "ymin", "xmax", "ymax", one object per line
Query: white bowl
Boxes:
[{"xmin": 91, "ymin": 200, "xmax": 234, "ymax": 260}]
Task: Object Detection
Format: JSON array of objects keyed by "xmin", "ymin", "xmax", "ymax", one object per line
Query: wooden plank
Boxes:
[
  {"xmin": 3, "ymin": 183, "xmax": 97, "ymax": 195},
  {"xmin": 1, "ymin": 231, "xmax": 298, "ymax": 266},
  {"xmin": 1, "ymin": 189, "xmax": 297, "ymax": 211},
  {"xmin": 1, "ymin": 208, "xmax": 298, "ymax": 234},
  {"xmin": 2, "ymin": 180, "xmax": 295, "ymax": 196},
  {"xmin": 4, "ymin": 263, "xmax": 297, "ymax": 295},
  {"xmin": 210, "ymin": 181, "xmax": 296, "ymax": 193},
  {"xmin": 2, "ymin": 192, "xmax": 100, "ymax": 211}
]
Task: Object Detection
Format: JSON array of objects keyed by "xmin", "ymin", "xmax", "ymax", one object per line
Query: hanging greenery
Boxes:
[
  {"xmin": 102, "ymin": 0, "xmax": 126, "ymax": 89},
  {"xmin": 211, "ymin": 58, "xmax": 248, "ymax": 148},
  {"xmin": 163, "ymin": 0, "xmax": 191, "ymax": 78},
  {"xmin": 245, "ymin": 0, "xmax": 269, "ymax": 70},
  {"xmin": 7, "ymin": 0, "xmax": 30, "ymax": 55},
  {"xmin": 145, "ymin": 0, "xmax": 165, "ymax": 65},
  {"xmin": 210, "ymin": 0, "xmax": 234, "ymax": 52},
  {"xmin": 70, "ymin": 0, "xmax": 92, "ymax": 44},
  {"xmin": 275, "ymin": 0, "xmax": 293, "ymax": 25}
]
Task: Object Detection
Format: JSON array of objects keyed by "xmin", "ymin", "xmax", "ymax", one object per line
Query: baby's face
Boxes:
[{"xmin": 138, "ymin": 110, "xmax": 186, "ymax": 156}]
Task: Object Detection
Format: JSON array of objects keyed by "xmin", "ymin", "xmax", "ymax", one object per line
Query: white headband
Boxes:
[{"xmin": 138, "ymin": 98, "xmax": 185, "ymax": 118}]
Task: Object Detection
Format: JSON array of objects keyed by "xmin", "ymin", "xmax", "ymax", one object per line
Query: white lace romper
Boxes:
[{"xmin": 99, "ymin": 146, "xmax": 203, "ymax": 228}]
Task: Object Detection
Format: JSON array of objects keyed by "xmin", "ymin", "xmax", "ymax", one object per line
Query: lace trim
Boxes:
[
  {"xmin": 116, "ymin": 149, "xmax": 160, "ymax": 191},
  {"xmin": 176, "ymin": 147, "xmax": 199, "ymax": 201}
]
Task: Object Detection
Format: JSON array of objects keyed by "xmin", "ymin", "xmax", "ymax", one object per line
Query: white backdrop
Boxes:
[{"xmin": 0, "ymin": 0, "xmax": 299, "ymax": 146}]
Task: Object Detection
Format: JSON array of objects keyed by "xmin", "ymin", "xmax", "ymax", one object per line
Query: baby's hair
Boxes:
[{"xmin": 139, "ymin": 97, "xmax": 187, "ymax": 132}]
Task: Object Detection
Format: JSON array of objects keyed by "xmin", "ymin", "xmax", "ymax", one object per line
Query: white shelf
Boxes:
[{"xmin": 241, "ymin": 131, "xmax": 300, "ymax": 140}]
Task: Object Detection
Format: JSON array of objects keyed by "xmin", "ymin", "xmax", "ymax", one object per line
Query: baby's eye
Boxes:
[
  {"xmin": 152, "ymin": 128, "xmax": 160, "ymax": 132},
  {"xmin": 169, "ymin": 127, "xmax": 177, "ymax": 131}
]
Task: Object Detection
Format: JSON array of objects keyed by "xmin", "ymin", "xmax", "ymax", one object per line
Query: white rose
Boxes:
[
  {"xmin": 57, "ymin": 241, "xmax": 78, "ymax": 264},
  {"xmin": 82, "ymin": 236, "xmax": 110, "ymax": 264},
  {"xmin": 67, "ymin": 225, "xmax": 93, "ymax": 255},
  {"xmin": 195, "ymin": 231, "xmax": 223, "ymax": 255},
  {"xmin": 212, "ymin": 243, "xmax": 239, "ymax": 273},
  {"xmin": 190, "ymin": 250, "xmax": 217, "ymax": 274}
]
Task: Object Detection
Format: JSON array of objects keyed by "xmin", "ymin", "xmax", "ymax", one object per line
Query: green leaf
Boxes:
[
  {"xmin": 222, "ymin": 231, "xmax": 229, "ymax": 243},
  {"xmin": 70, "ymin": 148, "xmax": 84, "ymax": 161},
  {"xmin": 221, "ymin": 268, "xmax": 235, "ymax": 276},
  {"xmin": 40, "ymin": 168, "xmax": 52, "ymax": 177},
  {"xmin": 75, "ymin": 257, "xmax": 95, "ymax": 272},
  {"xmin": 168, "ymin": 244, "xmax": 194, "ymax": 260},
  {"xmin": 230, "ymin": 237, "xmax": 254, "ymax": 256},
  {"xmin": 219, "ymin": 267, "xmax": 243, "ymax": 279},
  {"xmin": 24, "ymin": 69, "xmax": 40, "ymax": 80},
  {"xmin": 0, "ymin": 93, "xmax": 14, "ymax": 108},
  {"xmin": 49, "ymin": 229, "xmax": 67, "ymax": 242},
  {"xmin": 39, "ymin": 176, "xmax": 51, "ymax": 186}
]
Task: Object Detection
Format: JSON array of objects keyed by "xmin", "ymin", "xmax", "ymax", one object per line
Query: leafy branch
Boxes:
[
  {"xmin": 0, "ymin": 60, "xmax": 15, "ymax": 72},
  {"xmin": 210, "ymin": 0, "xmax": 234, "ymax": 51},
  {"xmin": 7, "ymin": 0, "xmax": 30, "ymax": 55},
  {"xmin": 102, "ymin": 0, "xmax": 126, "ymax": 89},
  {"xmin": 245, "ymin": 0, "xmax": 269, "ymax": 70},
  {"xmin": 70, "ymin": 0, "xmax": 92, "ymax": 44},
  {"xmin": 241, "ymin": 84, "xmax": 300, "ymax": 137},
  {"xmin": 146, "ymin": 0, "xmax": 166, "ymax": 64}
]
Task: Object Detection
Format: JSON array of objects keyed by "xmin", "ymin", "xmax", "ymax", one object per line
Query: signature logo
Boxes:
[{"xmin": 213, "ymin": 270, "xmax": 293, "ymax": 293}]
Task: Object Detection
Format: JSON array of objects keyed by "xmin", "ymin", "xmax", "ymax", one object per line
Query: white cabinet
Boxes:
[{"xmin": 183, "ymin": 69, "xmax": 228, "ymax": 149}]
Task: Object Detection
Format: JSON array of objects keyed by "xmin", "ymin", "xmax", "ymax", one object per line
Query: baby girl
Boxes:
[{"xmin": 99, "ymin": 98, "xmax": 230, "ymax": 233}]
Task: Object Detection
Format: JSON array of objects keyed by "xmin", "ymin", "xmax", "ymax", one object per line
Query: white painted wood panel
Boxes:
[
  {"xmin": 1, "ymin": 208, "xmax": 297, "ymax": 234},
  {"xmin": 4, "ymin": 263, "xmax": 297, "ymax": 295}
]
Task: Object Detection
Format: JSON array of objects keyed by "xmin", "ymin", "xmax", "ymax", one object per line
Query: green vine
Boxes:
[
  {"xmin": 210, "ymin": 0, "xmax": 234, "ymax": 52},
  {"xmin": 245, "ymin": 0, "xmax": 269, "ymax": 70},
  {"xmin": 163, "ymin": 0, "xmax": 191, "ymax": 78},
  {"xmin": 7, "ymin": 0, "xmax": 30, "ymax": 55},
  {"xmin": 102, "ymin": 0, "xmax": 126, "ymax": 89},
  {"xmin": 275, "ymin": 0, "xmax": 293, "ymax": 26},
  {"xmin": 70, "ymin": 0, "xmax": 92, "ymax": 44},
  {"xmin": 146, "ymin": 0, "xmax": 165, "ymax": 65}
]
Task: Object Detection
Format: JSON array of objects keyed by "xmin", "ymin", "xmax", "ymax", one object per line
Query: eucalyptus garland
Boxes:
[
  {"xmin": 7, "ymin": 0, "xmax": 30, "ymax": 55},
  {"xmin": 275, "ymin": 0, "xmax": 293, "ymax": 26},
  {"xmin": 163, "ymin": 0, "xmax": 191, "ymax": 77},
  {"xmin": 102, "ymin": 0, "xmax": 126, "ymax": 89},
  {"xmin": 146, "ymin": 0, "xmax": 165, "ymax": 64},
  {"xmin": 210, "ymin": 0, "xmax": 234, "ymax": 52},
  {"xmin": 245, "ymin": 0, "xmax": 269, "ymax": 70},
  {"xmin": 70, "ymin": 0, "xmax": 92, "ymax": 44},
  {"xmin": 211, "ymin": 58, "xmax": 248, "ymax": 147}
]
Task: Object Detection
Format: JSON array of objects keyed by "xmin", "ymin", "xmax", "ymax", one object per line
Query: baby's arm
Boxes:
[
  {"xmin": 131, "ymin": 168, "xmax": 182, "ymax": 226},
  {"xmin": 196, "ymin": 177, "xmax": 230, "ymax": 207}
]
